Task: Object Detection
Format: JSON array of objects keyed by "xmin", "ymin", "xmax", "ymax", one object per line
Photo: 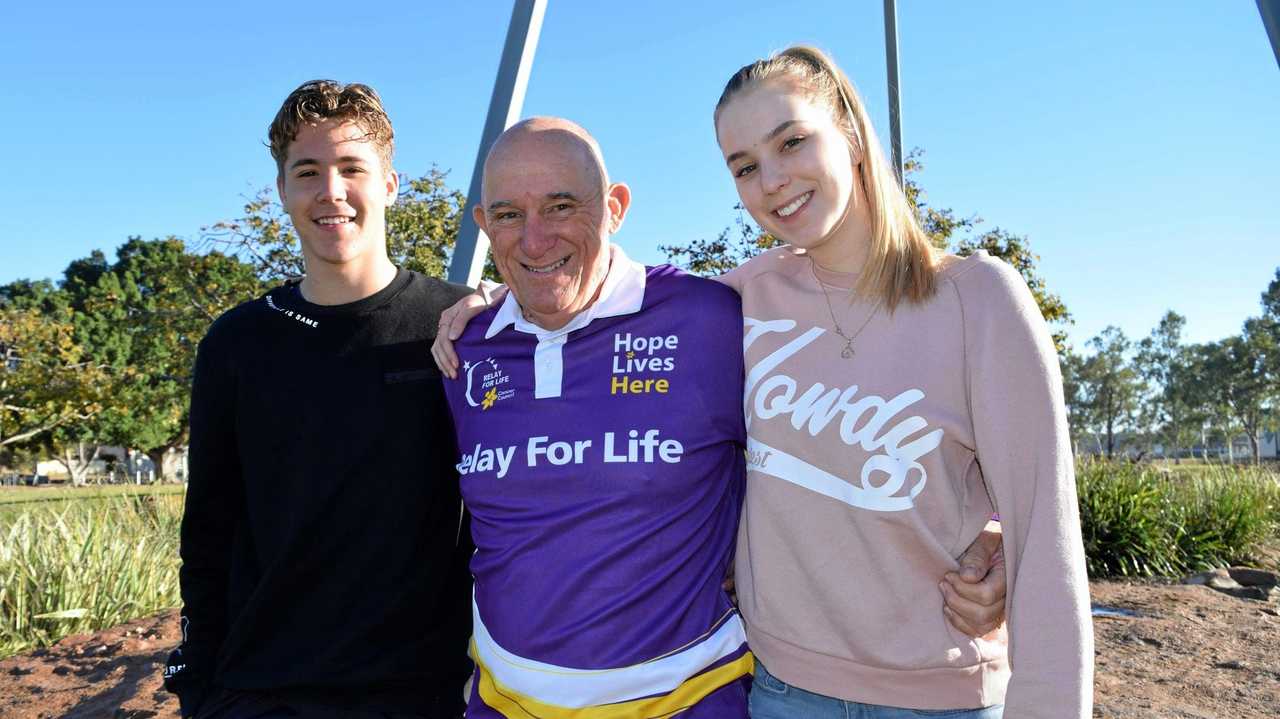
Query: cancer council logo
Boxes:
[{"xmin": 464, "ymin": 357, "xmax": 515, "ymax": 410}]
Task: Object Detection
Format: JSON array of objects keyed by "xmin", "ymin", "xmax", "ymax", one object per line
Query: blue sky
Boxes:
[{"xmin": 2, "ymin": 1, "xmax": 1276, "ymax": 350}]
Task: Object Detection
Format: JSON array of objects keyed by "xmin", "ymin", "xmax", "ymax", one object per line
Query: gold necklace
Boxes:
[{"xmin": 810, "ymin": 258, "xmax": 879, "ymax": 360}]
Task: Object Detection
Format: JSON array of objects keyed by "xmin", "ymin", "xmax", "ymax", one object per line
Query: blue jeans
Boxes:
[{"xmin": 749, "ymin": 662, "xmax": 1004, "ymax": 719}]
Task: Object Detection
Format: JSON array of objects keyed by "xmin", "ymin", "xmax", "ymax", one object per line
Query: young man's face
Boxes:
[{"xmin": 276, "ymin": 120, "xmax": 398, "ymax": 276}]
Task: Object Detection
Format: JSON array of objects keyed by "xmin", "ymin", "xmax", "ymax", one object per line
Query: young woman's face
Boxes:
[{"xmin": 716, "ymin": 81, "xmax": 859, "ymax": 253}]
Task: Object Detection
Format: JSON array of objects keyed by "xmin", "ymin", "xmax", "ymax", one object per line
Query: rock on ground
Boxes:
[{"xmin": 1, "ymin": 581, "xmax": 1278, "ymax": 718}]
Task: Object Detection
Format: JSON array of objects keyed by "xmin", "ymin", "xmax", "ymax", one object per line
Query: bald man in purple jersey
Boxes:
[{"xmin": 442, "ymin": 118, "xmax": 752, "ymax": 718}]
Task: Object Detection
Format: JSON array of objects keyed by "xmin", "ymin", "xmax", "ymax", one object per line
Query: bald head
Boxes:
[
  {"xmin": 483, "ymin": 117, "xmax": 610, "ymax": 197},
  {"xmin": 472, "ymin": 116, "xmax": 632, "ymax": 331}
]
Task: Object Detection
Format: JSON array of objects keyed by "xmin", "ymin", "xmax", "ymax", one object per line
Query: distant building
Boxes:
[
  {"xmin": 34, "ymin": 445, "xmax": 189, "ymax": 483},
  {"xmin": 1078, "ymin": 430, "xmax": 1277, "ymax": 462}
]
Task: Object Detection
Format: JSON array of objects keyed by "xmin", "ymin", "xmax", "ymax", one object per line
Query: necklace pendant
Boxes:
[{"xmin": 841, "ymin": 342, "xmax": 855, "ymax": 359}]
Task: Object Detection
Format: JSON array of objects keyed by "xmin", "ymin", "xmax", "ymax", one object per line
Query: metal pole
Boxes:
[
  {"xmin": 447, "ymin": 0, "xmax": 547, "ymax": 286},
  {"xmin": 1259, "ymin": 0, "xmax": 1280, "ymax": 71},
  {"xmin": 884, "ymin": 0, "xmax": 904, "ymax": 187}
]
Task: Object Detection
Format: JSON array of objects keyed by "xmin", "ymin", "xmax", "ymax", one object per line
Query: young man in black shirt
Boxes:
[{"xmin": 163, "ymin": 80, "xmax": 475, "ymax": 718}]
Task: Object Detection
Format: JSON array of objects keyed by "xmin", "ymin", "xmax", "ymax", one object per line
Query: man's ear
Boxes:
[
  {"xmin": 385, "ymin": 168, "xmax": 400, "ymax": 205},
  {"xmin": 472, "ymin": 204, "xmax": 489, "ymax": 235},
  {"xmin": 276, "ymin": 174, "xmax": 286, "ymax": 204},
  {"xmin": 605, "ymin": 182, "xmax": 631, "ymax": 234}
]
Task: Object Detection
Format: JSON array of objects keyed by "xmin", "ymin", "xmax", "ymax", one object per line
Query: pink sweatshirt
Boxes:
[{"xmin": 720, "ymin": 247, "xmax": 1092, "ymax": 717}]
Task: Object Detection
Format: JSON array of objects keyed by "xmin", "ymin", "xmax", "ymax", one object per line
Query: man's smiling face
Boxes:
[
  {"xmin": 277, "ymin": 119, "xmax": 398, "ymax": 275},
  {"xmin": 476, "ymin": 122, "xmax": 628, "ymax": 330}
]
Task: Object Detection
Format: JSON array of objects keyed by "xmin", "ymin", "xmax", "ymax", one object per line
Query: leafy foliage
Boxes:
[
  {"xmin": 1076, "ymin": 461, "xmax": 1182, "ymax": 577},
  {"xmin": 65, "ymin": 238, "xmax": 263, "ymax": 474},
  {"xmin": 387, "ymin": 172, "xmax": 485, "ymax": 279},
  {"xmin": 1, "ymin": 237, "xmax": 262, "ymax": 476},
  {"xmin": 1199, "ymin": 321, "xmax": 1276, "ymax": 463},
  {"xmin": 953, "ymin": 229, "xmax": 1071, "ymax": 351},
  {"xmin": 1077, "ymin": 327, "xmax": 1144, "ymax": 458},
  {"xmin": 1262, "ymin": 267, "xmax": 1280, "ymax": 320},
  {"xmin": 658, "ymin": 205, "xmax": 784, "ymax": 277},
  {"xmin": 1173, "ymin": 471, "xmax": 1280, "ymax": 572},
  {"xmin": 0, "ymin": 306, "xmax": 110, "ymax": 449},
  {"xmin": 1077, "ymin": 461, "xmax": 1280, "ymax": 578},
  {"xmin": 1132, "ymin": 312, "xmax": 1199, "ymax": 458}
]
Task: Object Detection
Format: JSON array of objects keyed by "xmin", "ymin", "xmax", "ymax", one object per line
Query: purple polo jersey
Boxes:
[{"xmin": 443, "ymin": 261, "xmax": 750, "ymax": 718}]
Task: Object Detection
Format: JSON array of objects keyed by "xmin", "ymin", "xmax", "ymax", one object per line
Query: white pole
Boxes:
[
  {"xmin": 884, "ymin": 0, "xmax": 904, "ymax": 186},
  {"xmin": 447, "ymin": 0, "xmax": 548, "ymax": 286}
]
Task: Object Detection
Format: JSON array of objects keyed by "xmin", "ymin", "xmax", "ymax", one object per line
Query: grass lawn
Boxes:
[{"xmin": 0, "ymin": 478, "xmax": 185, "ymax": 506}]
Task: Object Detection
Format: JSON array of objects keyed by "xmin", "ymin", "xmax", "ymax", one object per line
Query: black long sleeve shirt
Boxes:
[{"xmin": 166, "ymin": 269, "xmax": 475, "ymax": 715}]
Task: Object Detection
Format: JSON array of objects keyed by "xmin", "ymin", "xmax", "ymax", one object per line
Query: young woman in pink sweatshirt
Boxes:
[{"xmin": 712, "ymin": 46, "xmax": 1091, "ymax": 719}]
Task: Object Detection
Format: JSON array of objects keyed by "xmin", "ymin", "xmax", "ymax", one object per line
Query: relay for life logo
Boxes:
[{"xmin": 465, "ymin": 358, "xmax": 515, "ymax": 410}]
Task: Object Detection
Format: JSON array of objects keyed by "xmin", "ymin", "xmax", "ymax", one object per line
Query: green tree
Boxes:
[
  {"xmin": 0, "ymin": 278, "xmax": 65, "ymax": 312},
  {"xmin": 1181, "ymin": 342, "xmax": 1237, "ymax": 460},
  {"xmin": 1258, "ymin": 268, "xmax": 1280, "ymax": 415},
  {"xmin": 1132, "ymin": 311, "xmax": 1201, "ymax": 459},
  {"xmin": 903, "ymin": 149, "xmax": 977, "ymax": 250},
  {"xmin": 0, "ymin": 306, "xmax": 110, "ymax": 450},
  {"xmin": 1203, "ymin": 322, "xmax": 1275, "ymax": 464},
  {"xmin": 1079, "ymin": 326, "xmax": 1143, "ymax": 458},
  {"xmin": 658, "ymin": 205, "xmax": 783, "ymax": 276},
  {"xmin": 1261, "ymin": 267, "xmax": 1280, "ymax": 320},
  {"xmin": 204, "ymin": 168, "xmax": 497, "ymax": 283},
  {"xmin": 953, "ymin": 229, "xmax": 1071, "ymax": 352},
  {"xmin": 0, "ymin": 279, "xmax": 108, "ymax": 482},
  {"xmin": 62, "ymin": 237, "xmax": 263, "ymax": 479},
  {"xmin": 1189, "ymin": 270, "xmax": 1280, "ymax": 464}
]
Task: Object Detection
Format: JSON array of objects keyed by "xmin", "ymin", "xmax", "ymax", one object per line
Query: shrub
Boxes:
[
  {"xmin": 1077, "ymin": 460, "xmax": 1280, "ymax": 578},
  {"xmin": 1077, "ymin": 462, "xmax": 1182, "ymax": 577},
  {"xmin": 1168, "ymin": 466, "xmax": 1280, "ymax": 571},
  {"xmin": 0, "ymin": 494, "xmax": 183, "ymax": 657}
]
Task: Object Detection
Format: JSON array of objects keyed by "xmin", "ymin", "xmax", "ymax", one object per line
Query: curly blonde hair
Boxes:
[{"xmin": 268, "ymin": 80, "xmax": 395, "ymax": 176}]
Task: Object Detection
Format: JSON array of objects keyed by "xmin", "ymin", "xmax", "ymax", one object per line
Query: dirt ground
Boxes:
[
  {"xmin": 1089, "ymin": 579, "xmax": 1278, "ymax": 718},
  {"xmin": 0, "ymin": 610, "xmax": 180, "ymax": 718},
  {"xmin": 1, "ymin": 580, "xmax": 1277, "ymax": 718}
]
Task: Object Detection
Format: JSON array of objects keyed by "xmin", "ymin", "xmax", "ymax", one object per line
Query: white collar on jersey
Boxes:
[{"xmin": 484, "ymin": 243, "xmax": 647, "ymax": 342}]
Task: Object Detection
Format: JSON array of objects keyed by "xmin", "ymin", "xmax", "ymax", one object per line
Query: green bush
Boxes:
[
  {"xmin": 0, "ymin": 494, "xmax": 183, "ymax": 657},
  {"xmin": 1077, "ymin": 462, "xmax": 1182, "ymax": 577},
  {"xmin": 1077, "ymin": 460, "xmax": 1280, "ymax": 578},
  {"xmin": 1169, "ymin": 467, "xmax": 1279, "ymax": 571}
]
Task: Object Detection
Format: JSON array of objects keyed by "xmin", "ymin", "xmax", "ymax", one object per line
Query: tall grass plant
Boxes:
[
  {"xmin": 0, "ymin": 494, "xmax": 183, "ymax": 657},
  {"xmin": 1077, "ymin": 460, "xmax": 1280, "ymax": 578}
]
